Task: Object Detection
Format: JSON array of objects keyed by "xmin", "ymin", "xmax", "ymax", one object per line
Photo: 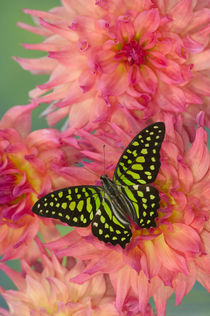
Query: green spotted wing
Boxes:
[
  {"xmin": 113, "ymin": 122, "xmax": 165, "ymax": 186},
  {"xmin": 91, "ymin": 196, "xmax": 132, "ymax": 249},
  {"xmin": 120, "ymin": 184, "xmax": 160, "ymax": 229},
  {"xmin": 32, "ymin": 186, "xmax": 102, "ymax": 227}
]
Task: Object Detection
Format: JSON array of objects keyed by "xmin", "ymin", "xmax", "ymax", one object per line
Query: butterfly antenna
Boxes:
[
  {"xmin": 103, "ymin": 144, "xmax": 106, "ymax": 175},
  {"xmin": 82, "ymin": 164, "xmax": 99, "ymax": 177},
  {"xmin": 72, "ymin": 162, "xmax": 99, "ymax": 177}
]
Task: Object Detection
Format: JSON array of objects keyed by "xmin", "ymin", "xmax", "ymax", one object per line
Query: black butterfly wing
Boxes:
[
  {"xmin": 32, "ymin": 185, "xmax": 103, "ymax": 227},
  {"xmin": 120, "ymin": 184, "xmax": 160, "ymax": 228},
  {"xmin": 91, "ymin": 196, "xmax": 132, "ymax": 248},
  {"xmin": 113, "ymin": 122, "xmax": 165, "ymax": 186}
]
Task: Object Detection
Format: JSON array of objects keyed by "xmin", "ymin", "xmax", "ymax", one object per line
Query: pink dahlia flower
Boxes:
[
  {"xmin": 0, "ymin": 105, "xmax": 94, "ymax": 260},
  {"xmin": 42, "ymin": 117, "xmax": 209, "ymax": 315},
  {"xmin": 16, "ymin": 0, "xmax": 210, "ymax": 133},
  {"xmin": 0, "ymin": 249, "xmax": 155, "ymax": 316}
]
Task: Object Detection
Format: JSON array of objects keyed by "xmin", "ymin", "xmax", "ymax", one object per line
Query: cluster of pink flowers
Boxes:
[{"xmin": 0, "ymin": 0, "xmax": 209, "ymax": 315}]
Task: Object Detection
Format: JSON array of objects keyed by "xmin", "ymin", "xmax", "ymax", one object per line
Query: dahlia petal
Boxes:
[
  {"xmin": 51, "ymin": 236, "xmax": 100, "ymax": 261},
  {"xmin": 118, "ymin": 93, "xmax": 144, "ymax": 110},
  {"xmin": 46, "ymin": 231, "xmax": 82, "ymax": 251},
  {"xmin": 170, "ymin": 0, "xmax": 193, "ymax": 32},
  {"xmin": 154, "ymin": 38, "xmax": 172, "ymax": 55},
  {"xmin": 22, "ymin": 42, "xmax": 63, "ymax": 52},
  {"xmin": 114, "ymin": 267, "xmax": 131, "ymax": 312},
  {"xmin": 12, "ymin": 173, "xmax": 30, "ymax": 198},
  {"xmin": 88, "ymin": 275, "xmax": 106, "ymax": 303},
  {"xmin": 0, "ymin": 308, "xmax": 9, "ymax": 316},
  {"xmin": 185, "ymin": 127, "xmax": 209, "ymax": 182},
  {"xmin": 154, "ymin": 234, "xmax": 189, "ymax": 274},
  {"xmin": 25, "ymin": 129, "xmax": 60, "ymax": 150},
  {"xmin": 189, "ymin": 72, "xmax": 210, "ymax": 96},
  {"xmin": 127, "ymin": 0, "xmax": 154, "ymax": 12},
  {"xmin": 78, "ymin": 129, "xmax": 113, "ymax": 155},
  {"xmin": 84, "ymin": 252, "xmax": 122, "ymax": 276},
  {"xmin": 40, "ymin": 19, "xmax": 78, "ymax": 42},
  {"xmin": 26, "ymin": 275, "xmax": 49, "ymax": 306},
  {"xmin": 98, "ymin": 64, "xmax": 129, "ymax": 97},
  {"xmin": 191, "ymin": 174, "xmax": 210, "ymax": 214},
  {"xmin": 49, "ymin": 49, "xmax": 85, "ymax": 67},
  {"xmin": 183, "ymin": 34, "xmax": 204, "ymax": 53},
  {"xmin": 134, "ymin": 9, "xmax": 160, "ymax": 37},
  {"xmin": 38, "ymin": 68, "xmax": 79, "ymax": 91},
  {"xmin": 137, "ymin": 271, "xmax": 149, "ymax": 313},
  {"xmin": 165, "ymin": 223, "xmax": 201, "ymax": 254},
  {"xmin": 0, "ymin": 104, "xmax": 35, "ymax": 138},
  {"xmin": 196, "ymin": 267, "xmax": 210, "ymax": 291},
  {"xmin": 47, "ymin": 278, "xmax": 67, "ymax": 303},
  {"xmin": 122, "ymin": 247, "xmax": 141, "ymax": 274},
  {"xmin": 17, "ymin": 22, "xmax": 51, "ymax": 36},
  {"xmin": 186, "ymin": 8, "xmax": 210, "ymax": 32},
  {"xmin": 177, "ymin": 161, "xmax": 194, "ymax": 193},
  {"xmin": 23, "ymin": 8, "xmax": 63, "ymax": 20},
  {"xmin": 46, "ymin": 107, "xmax": 69, "ymax": 127},
  {"xmin": 157, "ymin": 84, "xmax": 186, "ymax": 112},
  {"xmin": 155, "ymin": 0, "xmax": 166, "ymax": 13},
  {"xmin": 128, "ymin": 65, "xmax": 138, "ymax": 85},
  {"xmin": 191, "ymin": 24, "xmax": 210, "ymax": 47},
  {"xmin": 36, "ymin": 86, "xmax": 69, "ymax": 104},
  {"xmin": 173, "ymin": 263, "xmax": 196, "ymax": 305},
  {"xmin": 78, "ymin": 69, "xmax": 95, "ymax": 93},
  {"xmin": 118, "ymin": 106, "xmax": 146, "ymax": 134},
  {"xmin": 53, "ymin": 81, "xmax": 85, "ymax": 107},
  {"xmin": 190, "ymin": 49, "xmax": 210, "ymax": 71},
  {"xmin": 70, "ymin": 15, "xmax": 96, "ymax": 34},
  {"xmin": 95, "ymin": 49, "xmax": 118, "ymax": 73},
  {"xmin": 62, "ymin": 0, "xmax": 96, "ymax": 15},
  {"xmin": 139, "ymin": 32, "xmax": 156, "ymax": 49},
  {"xmin": 13, "ymin": 57, "xmax": 56, "ymax": 74},
  {"xmin": 90, "ymin": 50, "xmax": 117, "ymax": 74},
  {"xmin": 156, "ymin": 60, "xmax": 184, "ymax": 84},
  {"xmin": 66, "ymin": 97, "xmax": 106, "ymax": 133},
  {"xmin": 137, "ymin": 65, "xmax": 157, "ymax": 94},
  {"xmin": 0, "ymin": 263, "xmax": 25, "ymax": 291},
  {"xmin": 29, "ymin": 87, "xmax": 46, "ymax": 99},
  {"xmin": 67, "ymin": 100, "xmax": 95, "ymax": 132},
  {"xmin": 152, "ymin": 280, "xmax": 173, "ymax": 316},
  {"xmin": 142, "ymin": 240, "xmax": 161, "ymax": 278},
  {"xmin": 148, "ymin": 51, "xmax": 168, "ymax": 68},
  {"xmin": 13, "ymin": 220, "xmax": 39, "ymax": 248},
  {"xmin": 183, "ymin": 87, "xmax": 202, "ymax": 104},
  {"xmin": 116, "ymin": 21, "xmax": 135, "ymax": 42}
]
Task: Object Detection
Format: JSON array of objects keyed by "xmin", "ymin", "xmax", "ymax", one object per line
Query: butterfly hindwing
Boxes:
[
  {"xmin": 32, "ymin": 185, "xmax": 102, "ymax": 227},
  {"xmin": 91, "ymin": 196, "xmax": 132, "ymax": 248},
  {"xmin": 113, "ymin": 122, "xmax": 165, "ymax": 186},
  {"xmin": 120, "ymin": 184, "xmax": 160, "ymax": 229}
]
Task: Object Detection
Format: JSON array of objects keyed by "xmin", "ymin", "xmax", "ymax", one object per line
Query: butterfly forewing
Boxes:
[
  {"xmin": 32, "ymin": 185, "xmax": 102, "ymax": 227},
  {"xmin": 91, "ymin": 196, "xmax": 132, "ymax": 248},
  {"xmin": 120, "ymin": 184, "xmax": 160, "ymax": 228},
  {"xmin": 113, "ymin": 122, "xmax": 165, "ymax": 186}
]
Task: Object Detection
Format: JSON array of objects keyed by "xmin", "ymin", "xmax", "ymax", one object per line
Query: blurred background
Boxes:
[{"xmin": 0, "ymin": 1, "xmax": 209, "ymax": 315}]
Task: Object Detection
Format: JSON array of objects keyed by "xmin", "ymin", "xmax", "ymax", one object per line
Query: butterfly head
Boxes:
[
  {"xmin": 100, "ymin": 174, "xmax": 111, "ymax": 188},
  {"xmin": 100, "ymin": 174, "xmax": 109, "ymax": 181}
]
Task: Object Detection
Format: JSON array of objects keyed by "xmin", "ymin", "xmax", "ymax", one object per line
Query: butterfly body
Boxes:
[
  {"xmin": 100, "ymin": 174, "xmax": 133, "ymax": 226},
  {"xmin": 33, "ymin": 122, "xmax": 165, "ymax": 248}
]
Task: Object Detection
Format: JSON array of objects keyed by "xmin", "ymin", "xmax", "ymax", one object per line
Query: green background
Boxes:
[{"xmin": 0, "ymin": 1, "xmax": 209, "ymax": 315}]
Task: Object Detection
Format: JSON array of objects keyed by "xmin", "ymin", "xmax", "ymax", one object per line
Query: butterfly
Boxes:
[{"xmin": 32, "ymin": 122, "xmax": 165, "ymax": 248}]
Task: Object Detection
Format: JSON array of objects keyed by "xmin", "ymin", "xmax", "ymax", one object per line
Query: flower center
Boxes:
[{"xmin": 115, "ymin": 40, "xmax": 146, "ymax": 65}]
